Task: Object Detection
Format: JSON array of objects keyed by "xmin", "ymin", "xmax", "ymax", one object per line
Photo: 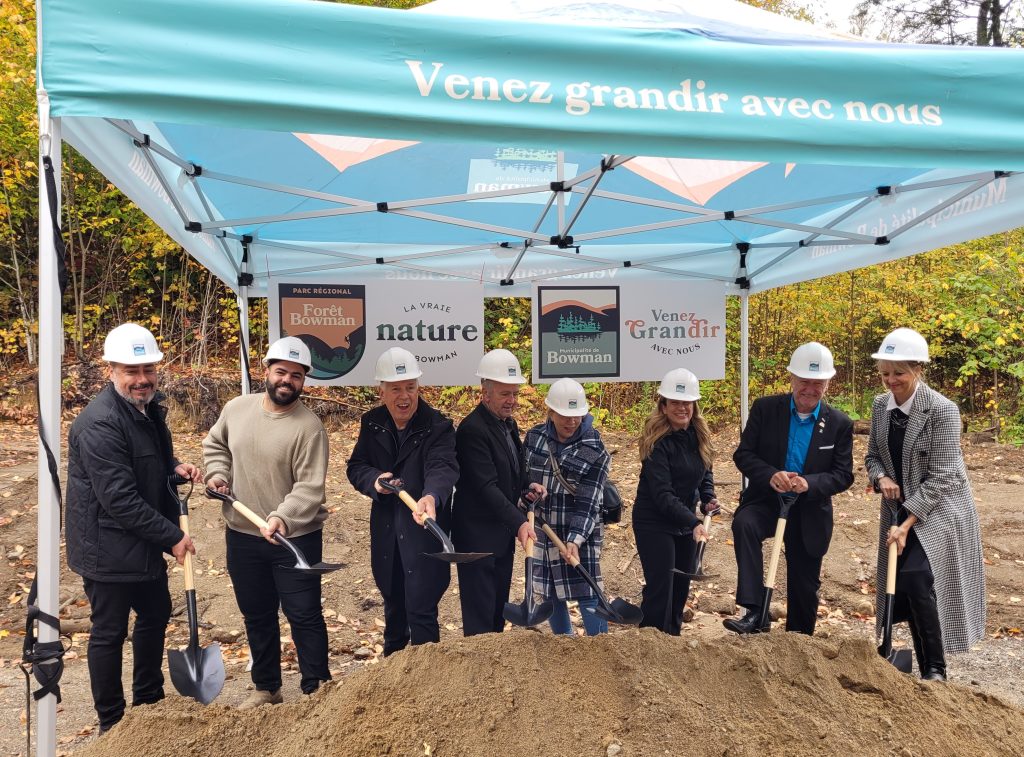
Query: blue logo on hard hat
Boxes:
[
  {"xmin": 132, "ymin": 344, "xmax": 146, "ymax": 356},
  {"xmin": 508, "ymin": 367, "xmax": 516, "ymax": 376},
  {"xmin": 809, "ymin": 362, "xmax": 819, "ymax": 372},
  {"xmin": 396, "ymin": 364, "xmax": 406, "ymax": 374},
  {"xmin": 289, "ymin": 349, "xmax": 300, "ymax": 359},
  {"xmin": 676, "ymin": 384, "xmax": 686, "ymax": 393},
  {"xmin": 568, "ymin": 400, "xmax": 578, "ymax": 409},
  {"xmin": 884, "ymin": 344, "xmax": 895, "ymax": 353}
]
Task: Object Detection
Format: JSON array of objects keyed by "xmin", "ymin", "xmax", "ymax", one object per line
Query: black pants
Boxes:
[
  {"xmin": 635, "ymin": 528, "xmax": 696, "ymax": 635},
  {"xmin": 82, "ymin": 576, "xmax": 171, "ymax": 730},
  {"xmin": 226, "ymin": 528, "xmax": 330, "ymax": 694},
  {"xmin": 732, "ymin": 503, "xmax": 822, "ymax": 634},
  {"xmin": 892, "ymin": 529, "xmax": 944, "ymax": 671},
  {"xmin": 457, "ymin": 539, "xmax": 516, "ymax": 636},
  {"xmin": 380, "ymin": 539, "xmax": 449, "ymax": 655}
]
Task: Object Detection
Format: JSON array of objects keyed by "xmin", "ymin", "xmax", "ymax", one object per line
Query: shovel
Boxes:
[
  {"xmin": 503, "ymin": 506, "xmax": 553, "ymax": 628},
  {"xmin": 673, "ymin": 512, "xmax": 718, "ymax": 581},
  {"xmin": 205, "ymin": 488, "xmax": 343, "ymax": 574},
  {"xmin": 166, "ymin": 475, "xmax": 225, "ymax": 705},
  {"xmin": 878, "ymin": 539, "xmax": 914, "ymax": 673},
  {"xmin": 755, "ymin": 494, "xmax": 799, "ymax": 631},
  {"xmin": 532, "ymin": 509, "xmax": 643, "ymax": 626},
  {"xmin": 377, "ymin": 477, "xmax": 490, "ymax": 564}
]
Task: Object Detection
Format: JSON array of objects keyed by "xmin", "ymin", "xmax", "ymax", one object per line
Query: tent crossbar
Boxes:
[
  {"xmin": 632, "ymin": 263, "xmax": 734, "ymax": 282},
  {"xmin": 737, "ymin": 187, "xmax": 879, "ymax": 216},
  {"xmin": 196, "ymin": 202, "xmax": 377, "ymax": 231},
  {"xmin": 560, "ymin": 154, "xmax": 622, "ymax": 238},
  {"xmin": 245, "ymin": 237, "xmax": 372, "ymax": 262},
  {"xmin": 135, "ymin": 142, "xmax": 193, "ymax": 228},
  {"xmin": 733, "ymin": 215, "xmax": 877, "ymax": 242},
  {"xmin": 189, "ymin": 178, "xmax": 241, "ymax": 276},
  {"xmin": 255, "ymin": 257, "xmax": 482, "ymax": 282},
  {"xmin": 107, "ymin": 119, "xmax": 196, "ymax": 172},
  {"xmin": 502, "ymin": 187, "xmax": 556, "ymax": 283},
  {"xmin": 745, "ymin": 195, "xmax": 875, "ymax": 280},
  {"xmin": 639, "ymin": 244, "xmax": 737, "ymax": 265},
  {"xmin": 886, "ymin": 175, "xmax": 997, "ymax": 242},
  {"xmin": 386, "ymin": 208, "xmax": 551, "ymax": 243},
  {"xmin": 250, "ymin": 238, "xmax": 493, "ymax": 265},
  {"xmin": 571, "ymin": 213, "xmax": 723, "ymax": 242},
  {"xmin": 559, "ymin": 155, "xmax": 632, "ymax": 191},
  {"xmin": 893, "ymin": 170, "xmax": 1009, "ymax": 194},
  {"xmin": 388, "ymin": 183, "xmax": 555, "ymax": 209},
  {"xmin": 199, "ymin": 168, "xmax": 367, "ymax": 206},
  {"xmin": 583, "ymin": 187, "xmax": 723, "ymax": 216}
]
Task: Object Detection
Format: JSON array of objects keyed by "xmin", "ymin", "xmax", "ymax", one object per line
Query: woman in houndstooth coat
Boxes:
[
  {"xmin": 523, "ymin": 378, "xmax": 611, "ymax": 636},
  {"xmin": 865, "ymin": 328, "xmax": 986, "ymax": 681}
]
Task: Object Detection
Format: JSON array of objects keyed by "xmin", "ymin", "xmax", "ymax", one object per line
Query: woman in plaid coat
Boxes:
[
  {"xmin": 523, "ymin": 378, "xmax": 611, "ymax": 636},
  {"xmin": 866, "ymin": 328, "xmax": 986, "ymax": 681}
]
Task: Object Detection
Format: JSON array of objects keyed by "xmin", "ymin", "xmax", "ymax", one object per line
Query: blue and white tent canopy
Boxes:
[{"xmin": 39, "ymin": 0, "xmax": 1024, "ymax": 298}]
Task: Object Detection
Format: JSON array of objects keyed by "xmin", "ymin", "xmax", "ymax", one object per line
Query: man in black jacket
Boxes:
[
  {"xmin": 346, "ymin": 348, "xmax": 459, "ymax": 655},
  {"xmin": 452, "ymin": 350, "xmax": 542, "ymax": 636},
  {"xmin": 66, "ymin": 324, "xmax": 201, "ymax": 732},
  {"xmin": 724, "ymin": 342, "xmax": 854, "ymax": 636}
]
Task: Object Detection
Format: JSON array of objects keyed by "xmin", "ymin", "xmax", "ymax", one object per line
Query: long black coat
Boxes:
[
  {"xmin": 346, "ymin": 399, "xmax": 459, "ymax": 600},
  {"xmin": 66, "ymin": 384, "xmax": 184, "ymax": 582},
  {"xmin": 633, "ymin": 427, "xmax": 712, "ymax": 535},
  {"xmin": 733, "ymin": 393, "xmax": 854, "ymax": 558},
  {"xmin": 452, "ymin": 403, "xmax": 528, "ymax": 555}
]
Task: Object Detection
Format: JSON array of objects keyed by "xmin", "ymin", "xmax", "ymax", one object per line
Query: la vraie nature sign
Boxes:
[{"xmin": 270, "ymin": 280, "xmax": 483, "ymax": 386}]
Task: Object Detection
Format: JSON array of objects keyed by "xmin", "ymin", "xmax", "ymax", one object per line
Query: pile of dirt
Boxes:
[{"xmin": 78, "ymin": 630, "xmax": 1024, "ymax": 757}]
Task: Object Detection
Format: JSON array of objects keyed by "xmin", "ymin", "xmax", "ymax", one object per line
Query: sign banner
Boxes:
[
  {"xmin": 532, "ymin": 281, "xmax": 725, "ymax": 383},
  {"xmin": 269, "ymin": 280, "xmax": 483, "ymax": 386}
]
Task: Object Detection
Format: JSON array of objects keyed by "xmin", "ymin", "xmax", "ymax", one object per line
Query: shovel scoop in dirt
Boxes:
[
  {"xmin": 673, "ymin": 512, "xmax": 718, "ymax": 582},
  {"xmin": 205, "ymin": 488, "xmax": 344, "ymax": 574},
  {"xmin": 878, "ymin": 539, "xmax": 914, "ymax": 673},
  {"xmin": 503, "ymin": 506, "xmax": 553, "ymax": 628},
  {"xmin": 377, "ymin": 478, "xmax": 490, "ymax": 564},
  {"xmin": 532, "ymin": 509, "xmax": 643, "ymax": 626},
  {"xmin": 167, "ymin": 475, "xmax": 225, "ymax": 705}
]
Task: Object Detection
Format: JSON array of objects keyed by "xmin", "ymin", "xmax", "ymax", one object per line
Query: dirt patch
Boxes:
[
  {"xmin": 78, "ymin": 631, "xmax": 1024, "ymax": 757},
  {"xmin": 1, "ymin": 417, "xmax": 1023, "ymax": 755}
]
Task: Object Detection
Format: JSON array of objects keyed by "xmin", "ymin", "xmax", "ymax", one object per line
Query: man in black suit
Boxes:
[
  {"xmin": 724, "ymin": 342, "xmax": 854, "ymax": 636},
  {"xmin": 452, "ymin": 350, "xmax": 543, "ymax": 636}
]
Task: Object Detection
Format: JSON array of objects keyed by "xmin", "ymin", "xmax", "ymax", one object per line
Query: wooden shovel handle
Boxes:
[
  {"xmin": 231, "ymin": 500, "xmax": 271, "ymax": 530},
  {"xmin": 537, "ymin": 520, "xmax": 581, "ymax": 568},
  {"xmin": 525, "ymin": 510, "xmax": 536, "ymax": 552},
  {"xmin": 177, "ymin": 513, "xmax": 195, "ymax": 592},
  {"xmin": 395, "ymin": 489, "xmax": 420, "ymax": 513},
  {"xmin": 764, "ymin": 516, "xmax": 787, "ymax": 589},
  {"xmin": 697, "ymin": 513, "xmax": 713, "ymax": 543},
  {"xmin": 886, "ymin": 540, "xmax": 899, "ymax": 595}
]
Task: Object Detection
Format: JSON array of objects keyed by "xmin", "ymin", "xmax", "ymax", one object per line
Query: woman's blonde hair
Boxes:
[{"xmin": 638, "ymin": 397, "xmax": 714, "ymax": 468}]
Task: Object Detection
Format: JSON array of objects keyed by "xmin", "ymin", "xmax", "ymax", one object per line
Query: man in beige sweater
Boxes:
[{"xmin": 203, "ymin": 336, "xmax": 330, "ymax": 708}]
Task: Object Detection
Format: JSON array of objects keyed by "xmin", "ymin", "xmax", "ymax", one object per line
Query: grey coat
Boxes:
[{"xmin": 865, "ymin": 383, "xmax": 986, "ymax": 653}]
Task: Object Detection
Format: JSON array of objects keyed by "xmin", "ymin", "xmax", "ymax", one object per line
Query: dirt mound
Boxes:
[{"xmin": 77, "ymin": 630, "xmax": 1024, "ymax": 757}]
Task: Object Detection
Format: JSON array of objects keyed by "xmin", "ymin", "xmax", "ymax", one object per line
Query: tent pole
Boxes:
[
  {"xmin": 740, "ymin": 288, "xmax": 749, "ymax": 431},
  {"xmin": 238, "ymin": 246, "xmax": 252, "ymax": 395},
  {"xmin": 36, "ymin": 100, "xmax": 61, "ymax": 757}
]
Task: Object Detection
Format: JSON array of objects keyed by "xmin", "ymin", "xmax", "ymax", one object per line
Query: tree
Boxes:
[{"xmin": 853, "ymin": 0, "xmax": 1022, "ymax": 46}]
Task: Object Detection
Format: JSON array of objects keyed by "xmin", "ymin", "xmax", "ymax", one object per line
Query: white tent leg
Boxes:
[
  {"xmin": 740, "ymin": 289, "xmax": 749, "ymax": 430},
  {"xmin": 237, "ymin": 290, "xmax": 251, "ymax": 395},
  {"xmin": 36, "ymin": 106, "xmax": 61, "ymax": 757}
]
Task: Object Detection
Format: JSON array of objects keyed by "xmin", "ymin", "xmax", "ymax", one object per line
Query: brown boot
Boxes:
[{"xmin": 238, "ymin": 688, "xmax": 283, "ymax": 709}]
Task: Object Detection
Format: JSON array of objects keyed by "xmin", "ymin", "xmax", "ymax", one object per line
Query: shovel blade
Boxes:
[
  {"xmin": 168, "ymin": 642, "xmax": 225, "ymax": 705},
  {"xmin": 588, "ymin": 597, "xmax": 643, "ymax": 626},
  {"xmin": 672, "ymin": 567, "xmax": 718, "ymax": 581},
  {"xmin": 423, "ymin": 550, "xmax": 491, "ymax": 564},
  {"xmin": 503, "ymin": 599, "xmax": 554, "ymax": 628},
  {"xmin": 878, "ymin": 643, "xmax": 914, "ymax": 674},
  {"xmin": 277, "ymin": 560, "xmax": 344, "ymax": 574}
]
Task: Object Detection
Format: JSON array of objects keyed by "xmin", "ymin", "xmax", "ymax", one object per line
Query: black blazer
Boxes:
[
  {"xmin": 452, "ymin": 403, "xmax": 529, "ymax": 555},
  {"xmin": 733, "ymin": 393, "xmax": 854, "ymax": 558}
]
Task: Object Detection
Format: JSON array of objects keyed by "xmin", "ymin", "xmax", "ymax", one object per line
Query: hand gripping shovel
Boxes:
[
  {"xmin": 532, "ymin": 510, "xmax": 643, "ymax": 626},
  {"xmin": 377, "ymin": 478, "xmax": 490, "ymax": 564},
  {"xmin": 503, "ymin": 507, "xmax": 553, "ymax": 628},
  {"xmin": 205, "ymin": 488, "xmax": 343, "ymax": 574},
  {"xmin": 166, "ymin": 475, "xmax": 225, "ymax": 704},
  {"xmin": 755, "ymin": 494, "xmax": 799, "ymax": 631},
  {"xmin": 878, "ymin": 539, "xmax": 914, "ymax": 673},
  {"xmin": 673, "ymin": 513, "xmax": 718, "ymax": 582}
]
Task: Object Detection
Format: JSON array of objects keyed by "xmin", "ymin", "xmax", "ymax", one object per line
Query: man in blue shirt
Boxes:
[{"xmin": 724, "ymin": 342, "xmax": 854, "ymax": 635}]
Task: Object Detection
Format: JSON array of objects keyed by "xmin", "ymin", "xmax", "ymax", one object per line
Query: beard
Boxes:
[
  {"xmin": 115, "ymin": 383, "xmax": 155, "ymax": 410},
  {"xmin": 266, "ymin": 381, "xmax": 300, "ymax": 407}
]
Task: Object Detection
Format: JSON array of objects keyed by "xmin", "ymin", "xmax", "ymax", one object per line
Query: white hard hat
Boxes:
[
  {"xmin": 544, "ymin": 378, "xmax": 589, "ymax": 417},
  {"xmin": 871, "ymin": 327, "xmax": 930, "ymax": 363},
  {"xmin": 263, "ymin": 336, "xmax": 312, "ymax": 372},
  {"xmin": 658, "ymin": 368, "xmax": 701, "ymax": 401},
  {"xmin": 476, "ymin": 349, "xmax": 526, "ymax": 384},
  {"xmin": 374, "ymin": 347, "xmax": 423, "ymax": 382},
  {"xmin": 787, "ymin": 342, "xmax": 836, "ymax": 379},
  {"xmin": 102, "ymin": 323, "xmax": 164, "ymax": 365}
]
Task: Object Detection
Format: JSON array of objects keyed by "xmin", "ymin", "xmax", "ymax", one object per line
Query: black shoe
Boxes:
[
  {"xmin": 922, "ymin": 664, "xmax": 947, "ymax": 682},
  {"xmin": 723, "ymin": 609, "xmax": 770, "ymax": 635}
]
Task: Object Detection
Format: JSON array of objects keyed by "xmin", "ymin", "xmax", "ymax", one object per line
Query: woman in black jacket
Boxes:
[{"xmin": 632, "ymin": 368, "xmax": 717, "ymax": 635}]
